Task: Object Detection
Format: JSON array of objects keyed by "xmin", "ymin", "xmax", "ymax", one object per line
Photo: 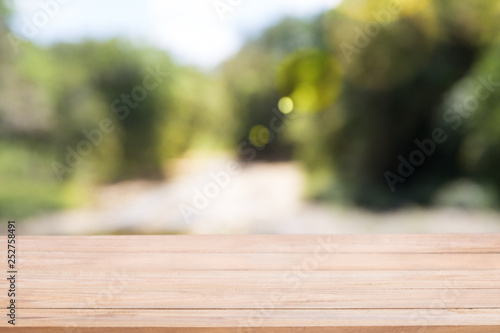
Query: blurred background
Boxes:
[{"xmin": 1, "ymin": 0, "xmax": 500, "ymax": 235}]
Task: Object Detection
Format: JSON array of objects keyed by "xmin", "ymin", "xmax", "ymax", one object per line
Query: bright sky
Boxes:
[{"xmin": 7, "ymin": 0, "xmax": 342, "ymax": 69}]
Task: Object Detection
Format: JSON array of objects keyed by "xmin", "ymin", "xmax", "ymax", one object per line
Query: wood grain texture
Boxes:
[
  {"xmin": 14, "ymin": 252, "xmax": 500, "ymax": 271},
  {"xmin": 1, "ymin": 234, "xmax": 499, "ymax": 332},
  {"xmin": 12, "ymin": 234, "xmax": 500, "ymax": 253}
]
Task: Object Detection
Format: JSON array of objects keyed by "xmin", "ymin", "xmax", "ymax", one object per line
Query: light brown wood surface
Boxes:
[{"xmin": 1, "ymin": 234, "xmax": 500, "ymax": 332}]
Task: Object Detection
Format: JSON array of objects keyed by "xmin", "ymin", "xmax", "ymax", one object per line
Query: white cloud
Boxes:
[{"xmin": 145, "ymin": 0, "xmax": 242, "ymax": 69}]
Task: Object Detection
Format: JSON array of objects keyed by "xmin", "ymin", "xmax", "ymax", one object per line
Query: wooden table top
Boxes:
[{"xmin": 2, "ymin": 234, "xmax": 500, "ymax": 332}]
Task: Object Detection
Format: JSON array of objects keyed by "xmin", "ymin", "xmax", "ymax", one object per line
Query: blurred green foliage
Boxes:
[
  {"xmin": 1, "ymin": 0, "xmax": 500, "ymax": 219},
  {"xmin": 272, "ymin": 0, "xmax": 500, "ymax": 209},
  {"xmin": 277, "ymin": 49, "xmax": 342, "ymax": 113},
  {"xmin": 0, "ymin": 11, "xmax": 235, "ymax": 218}
]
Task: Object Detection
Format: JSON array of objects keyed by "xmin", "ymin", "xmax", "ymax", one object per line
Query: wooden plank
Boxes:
[
  {"xmin": 12, "ymin": 270, "xmax": 500, "ymax": 289},
  {"xmin": 6, "ymin": 328, "xmax": 500, "ymax": 333},
  {"xmin": 8, "ymin": 309, "xmax": 500, "ymax": 328},
  {"xmin": 7, "ymin": 234, "xmax": 500, "ymax": 253},
  {"xmin": 14, "ymin": 252, "xmax": 500, "ymax": 270},
  {"xmin": 1, "ymin": 234, "xmax": 499, "ymax": 331},
  {"xmin": 12, "ymin": 288, "xmax": 500, "ymax": 309}
]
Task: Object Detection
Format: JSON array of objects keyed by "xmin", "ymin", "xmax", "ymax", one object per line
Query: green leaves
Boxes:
[{"xmin": 276, "ymin": 49, "xmax": 342, "ymax": 113}]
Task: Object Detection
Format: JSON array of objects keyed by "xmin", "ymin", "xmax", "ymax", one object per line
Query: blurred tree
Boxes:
[
  {"xmin": 49, "ymin": 40, "xmax": 172, "ymax": 181},
  {"xmin": 48, "ymin": 40, "xmax": 237, "ymax": 181},
  {"xmin": 89, "ymin": 41, "xmax": 168, "ymax": 180},
  {"xmin": 456, "ymin": 43, "xmax": 500, "ymax": 202},
  {"xmin": 276, "ymin": 0, "xmax": 500, "ymax": 208},
  {"xmin": 162, "ymin": 66, "xmax": 235, "ymax": 160},
  {"xmin": 0, "ymin": 0, "xmax": 10, "ymax": 20},
  {"xmin": 222, "ymin": 17, "xmax": 325, "ymax": 160},
  {"xmin": 0, "ymin": 6, "xmax": 73, "ymax": 219}
]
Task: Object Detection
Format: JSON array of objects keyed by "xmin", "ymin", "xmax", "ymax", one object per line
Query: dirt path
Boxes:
[{"xmin": 20, "ymin": 158, "xmax": 500, "ymax": 235}]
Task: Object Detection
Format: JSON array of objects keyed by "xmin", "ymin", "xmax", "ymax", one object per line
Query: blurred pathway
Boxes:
[{"xmin": 21, "ymin": 158, "xmax": 500, "ymax": 235}]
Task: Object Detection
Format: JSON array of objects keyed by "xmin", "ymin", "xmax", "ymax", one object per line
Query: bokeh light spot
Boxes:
[
  {"xmin": 249, "ymin": 125, "xmax": 271, "ymax": 147},
  {"xmin": 291, "ymin": 83, "xmax": 319, "ymax": 113},
  {"xmin": 278, "ymin": 96, "xmax": 294, "ymax": 114}
]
